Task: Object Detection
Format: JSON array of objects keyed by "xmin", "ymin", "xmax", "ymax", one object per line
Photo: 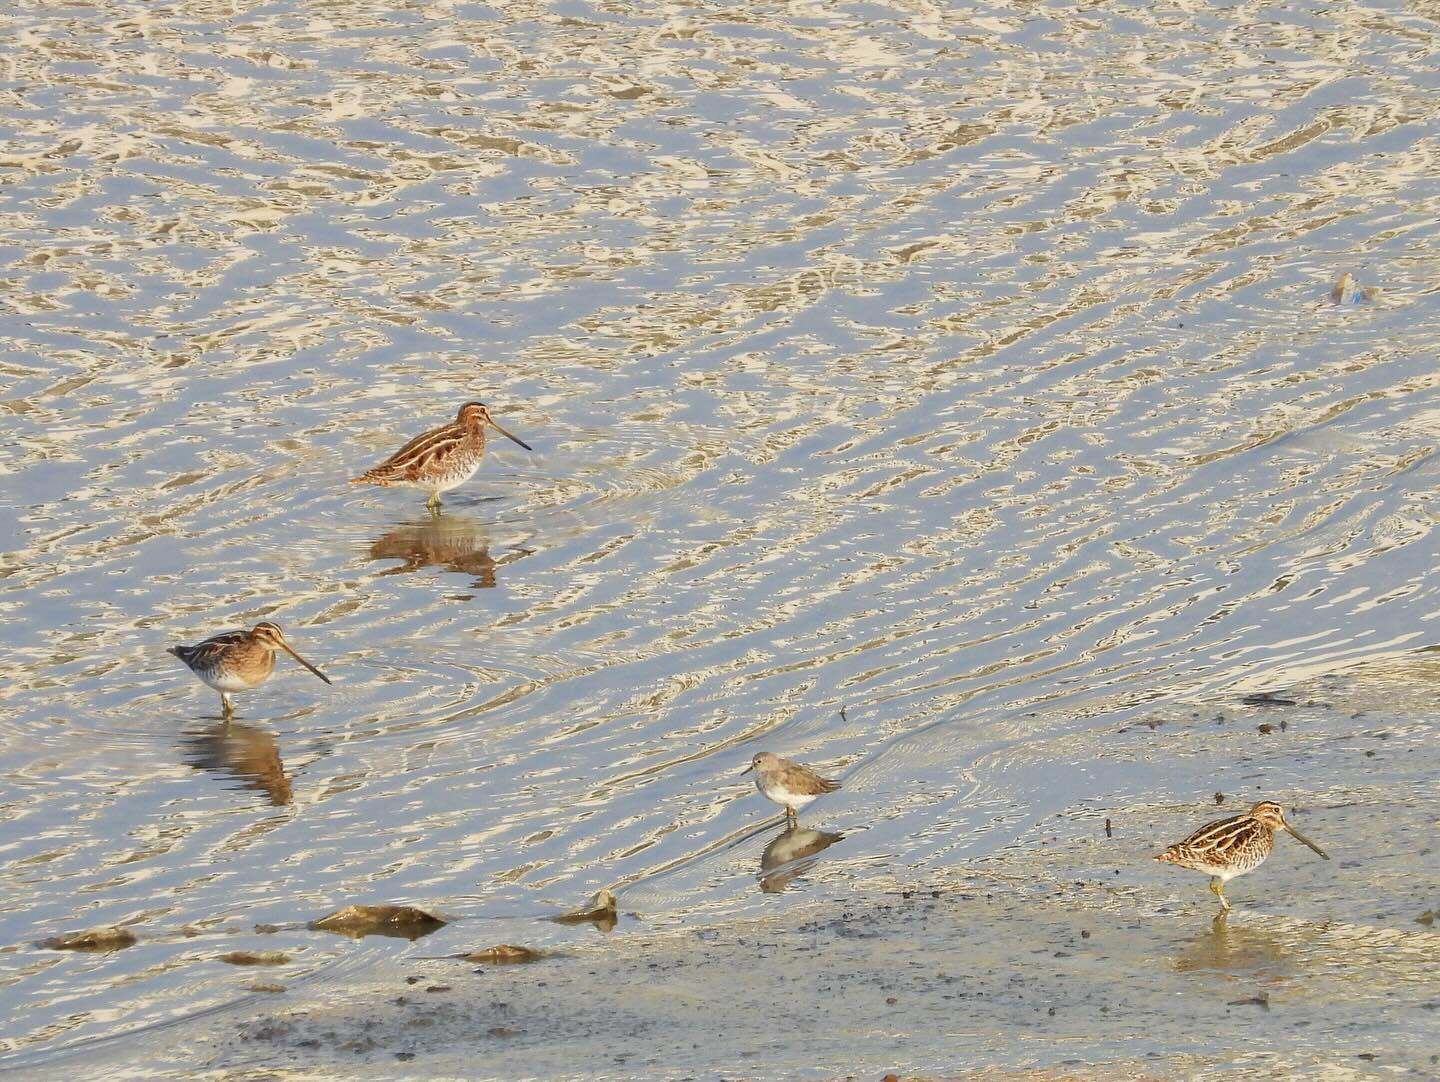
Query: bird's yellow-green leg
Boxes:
[
  {"xmin": 427, "ymin": 490, "xmax": 442, "ymax": 511},
  {"xmin": 1209, "ymin": 876, "xmax": 1230, "ymax": 911},
  {"xmin": 221, "ymin": 693, "xmax": 235, "ymax": 719}
]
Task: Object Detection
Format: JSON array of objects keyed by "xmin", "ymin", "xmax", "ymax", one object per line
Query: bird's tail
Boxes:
[{"xmin": 351, "ymin": 470, "xmax": 395, "ymax": 486}]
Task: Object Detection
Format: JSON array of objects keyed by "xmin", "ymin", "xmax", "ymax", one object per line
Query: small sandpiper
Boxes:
[
  {"xmin": 1156, "ymin": 799, "xmax": 1329, "ymax": 916},
  {"xmin": 351, "ymin": 401, "xmax": 531, "ymax": 510},
  {"xmin": 168, "ymin": 621, "xmax": 331, "ymax": 717},
  {"xmin": 743, "ymin": 752, "xmax": 841, "ymax": 826}
]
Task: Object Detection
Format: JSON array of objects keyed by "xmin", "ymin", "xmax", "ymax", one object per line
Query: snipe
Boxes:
[
  {"xmin": 168, "ymin": 621, "xmax": 331, "ymax": 717},
  {"xmin": 1156, "ymin": 799, "xmax": 1329, "ymax": 915},
  {"xmin": 351, "ymin": 401, "xmax": 531, "ymax": 510}
]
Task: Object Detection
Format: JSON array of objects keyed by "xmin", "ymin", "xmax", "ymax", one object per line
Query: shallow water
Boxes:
[
  {"xmin": 36, "ymin": 671, "xmax": 1440, "ymax": 1079},
  {"xmin": 1, "ymin": 0, "xmax": 1438, "ymax": 1071}
]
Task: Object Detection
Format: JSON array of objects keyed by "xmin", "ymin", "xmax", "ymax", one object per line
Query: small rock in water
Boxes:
[
  {"xmin": 1226, "ymin": 990, "xmax": 1270, "ymax": 1009},
  {"xmin": 1330, "ymin": 271, "xmax": 1374, "ymax": 304},
  {"xmin": 308, "ymin": 905, "xmax": 447, "ymax": 940},
  {"xmin": 552, "ymin": 888, "xmax": 618, "ymax": 932},
  {"xmin": 219, "ymin": 951, "xmax": 290, "ymax": 966},
  {"xmin": 1242, "ymin": 692, "xmax": 1296, "ymax": 707},
  {"xmin": 1331, "ymin": 272, "xmax": 1361, "ymax": 304},
  {"xmin": 462, "ymin": 944, "xmax": 544, "ymax": 964},
  {"xmin": 40, "ymin": 927, "xmax": 138, "ymax": 952}
]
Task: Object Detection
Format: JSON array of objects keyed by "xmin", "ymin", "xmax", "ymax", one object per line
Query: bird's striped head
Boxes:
[
  {"xmin": 249, "ymin": 622, "xmax": 332, "ymax": 685},
  {"xmin": 457, "ymin": 401, "xmax": 492, "ymax": 428},
  {"xmin": 250, "ymin": 621, "xmax": 289, "ymax": 648},
  {"xmin": 1251, "ymin": 799, "xmax": 1329, "ymax": 858},
  {"xmin": 458, "ymin": 401, "xmax": 532, "ymax": 451},
  {"xmin": 1247, "ymin": 800, "xmax": 1287, "ymax": 829}
]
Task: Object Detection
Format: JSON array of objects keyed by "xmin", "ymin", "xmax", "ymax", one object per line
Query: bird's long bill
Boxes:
[
  {"xmin": 280, "ymin": 642, "xmax": 333, "ymax": 685},
  {"xmin": 740, "ymin": 764, "xmax": 754, "ymax": 775},
  {"xmin": 1284, "ymin": 821, "xmax": 1330, "ymax": 860},
  {"xmin": 487, "ymin": 416, "xmax": 532, "ymax": 451}
]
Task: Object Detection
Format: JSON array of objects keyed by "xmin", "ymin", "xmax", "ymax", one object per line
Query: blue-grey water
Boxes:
[{"xmin": 1, "ymin": 0, "xmax": 1437, "ymax": 1075}]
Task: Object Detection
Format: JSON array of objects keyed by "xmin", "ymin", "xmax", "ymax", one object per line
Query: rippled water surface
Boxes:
[{"xmin": 2, "ymin": 0, "xmax": 1438, "ymax": 1069}]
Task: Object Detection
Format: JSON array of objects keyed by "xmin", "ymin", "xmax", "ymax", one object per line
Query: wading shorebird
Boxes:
[
  {"xmin": 743, "ymin": 752, "xmax": 841, "ymax": 827},
  {"xmin": 168, "ymin": 622, "xmax": 331, "ymax": 718},
  {"xmin": 351, "ymin": 401, "xmax": 532, "ymax": 510},
  {"xmin": 1156, "ymin": 799, "xmax": 1329, "ymax": 916}
]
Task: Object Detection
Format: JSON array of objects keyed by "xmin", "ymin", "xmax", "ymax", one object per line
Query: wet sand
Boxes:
[{"xmin": 44, "ymin": 673, "xmax": 1439, "ymax": 1081}]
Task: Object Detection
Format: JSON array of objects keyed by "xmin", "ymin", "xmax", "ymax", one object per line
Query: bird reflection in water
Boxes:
[
  {"xmin": 1172, "ymin": 917, "xmax": 1294, "ymax": 977},
  {"xmin": 758, "ymin": 825, "xmax": 845, "ymax": 893},
  {"xmin": 368, "ymin": 513, "xmax": 525, "ymax": 587},
  {"xmin": 181, "ymin": 721, "xmax": 292, "ymax": 806}
]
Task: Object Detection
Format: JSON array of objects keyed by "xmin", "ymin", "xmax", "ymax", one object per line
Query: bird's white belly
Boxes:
[
  {"xmin": 758, "ymin": 781, "xmax": 818, "ymax": 809},
  {"xmin": 201, "ymin": 669, "xmax": 264, "ymax": 693},
  {"xmin": 432, "ymin": 465, "xmax": 480, "ymax": 492}
]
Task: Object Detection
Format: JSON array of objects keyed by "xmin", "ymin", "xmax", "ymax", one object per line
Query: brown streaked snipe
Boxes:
[
  {"xmin": 168, "ymin": 622, "xmax": 331, "ymax": 717},
  {"xmin": 351, "ymin": 401, "xmax": 531, "ymax": 510},
  {"xmin": 743, "ymin": 752, "xmax": 841, "ymax": 827},
  {"xmin": 1156, "ymin": 799, "xmax": 1329, "ymax": 915}
]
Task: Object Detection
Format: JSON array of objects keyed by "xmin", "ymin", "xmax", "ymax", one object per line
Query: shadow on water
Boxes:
[
  {"xmin": 180, "ymin": 722, "xmax": 293, "ymax": 807},
  {"xmin": 757, "ymin": 825, "xmax": 845, "ymax": 893}
]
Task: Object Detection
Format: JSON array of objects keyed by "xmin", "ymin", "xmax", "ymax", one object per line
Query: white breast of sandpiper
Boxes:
[{"xmin": 757, "ymin": 779, "xmax": 819, "ymax": 809}]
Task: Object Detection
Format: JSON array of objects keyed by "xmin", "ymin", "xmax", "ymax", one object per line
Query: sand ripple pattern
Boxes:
[{"xmin": 1, "ymin": 0, "xmax": 1438, "ymax": 1061}]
